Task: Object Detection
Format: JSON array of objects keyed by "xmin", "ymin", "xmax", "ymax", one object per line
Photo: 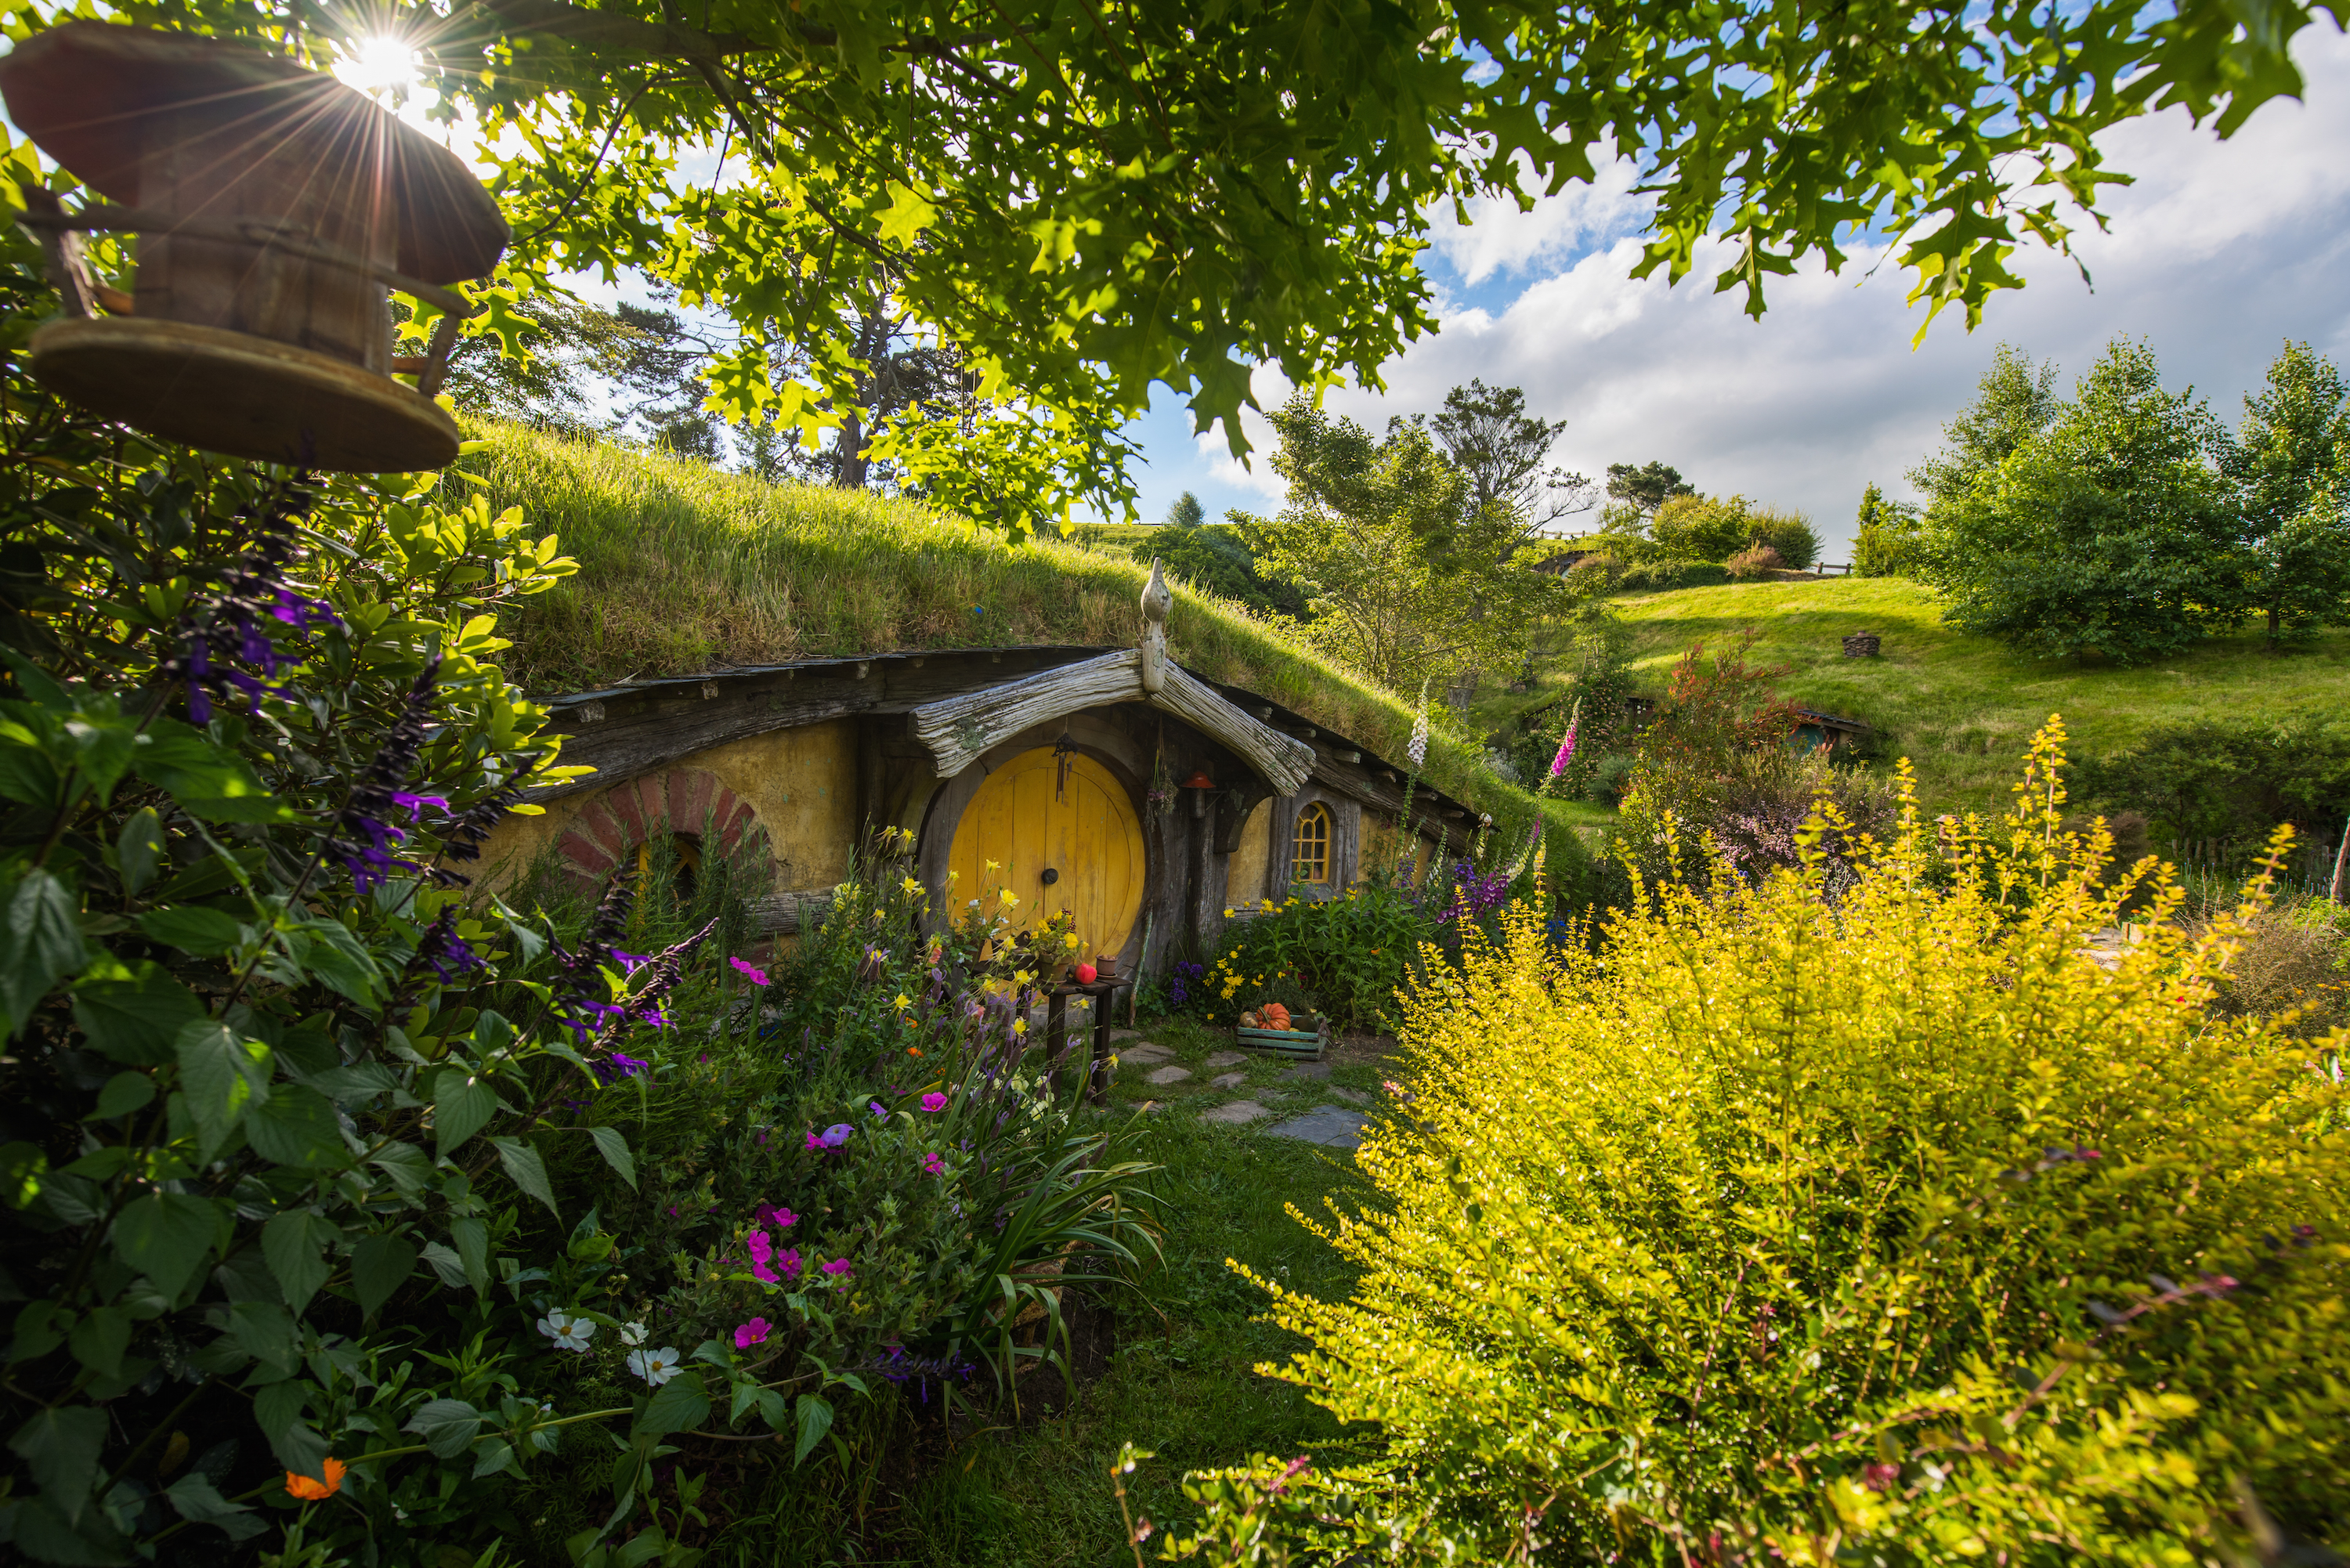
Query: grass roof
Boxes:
[{"xmin": 465, "ymin": 422, "xmax": 1524, "ymax": 822}]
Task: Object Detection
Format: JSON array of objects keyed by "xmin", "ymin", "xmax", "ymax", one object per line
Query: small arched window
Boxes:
[
  {"xmin": 1291, "ymin": 803, "xmax": 1332, "ymax": 887},
  {"xmin": 634, "ymin": 833, "xmax": 703, "ymax": 909}
]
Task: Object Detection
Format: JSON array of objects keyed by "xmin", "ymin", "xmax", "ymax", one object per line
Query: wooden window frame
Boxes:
[{"xmin": 1291, "ymin": 801, "xmax": 1332, "ymax": 887}]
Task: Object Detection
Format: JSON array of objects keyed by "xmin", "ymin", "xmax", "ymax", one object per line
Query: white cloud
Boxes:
[{"xmin": 1128, "ymin": 28, "xmax": 2350, "ymax": 552}]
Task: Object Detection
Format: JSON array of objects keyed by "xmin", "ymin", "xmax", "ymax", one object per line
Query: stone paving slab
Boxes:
[
  {"xmin": 1328, "ymin": 1086, "xmax": 1368, "ymax": 1106},
  {"xmin": 1278, "ymin": 1061, "xmax": 1332, "ymax": 1082},
  {"xmin": 1209, "ymin": 1071, "xmax": 1247, "ymax": 1089},
  {"xmin": 1204, "ymin": 1050, "xmax": 1246, "ymax": 1068},
  {"xmin": 1145, "ymin": 1064, "xmax": 1193, "ymax": 1086},
  {"xmin": 1120, "ymin": 1043, "xmax": 1175, "ymax": 1064},
  {"xmin": 1200, "ymin": 1099, "xmax": 1271, "ymax": 1125},
  {"xmin": 1265, "ymin": 1104, "xmax": 1372, "ymax": 1149},
  {"xmin": 1110, "ymin": 1028, "xmax": 1144, "ymax": 1042}
]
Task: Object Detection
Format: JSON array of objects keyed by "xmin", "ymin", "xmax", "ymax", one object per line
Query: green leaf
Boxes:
[
  {"xmin": 136, "ymin": 905, "xmax": 246, "ymax": 959},
  {"xmin": 793, "ymin": 1393, "xmax": 834, "ymax": 1467},
  {"xmin": 349, "ymin": 1233, "xmax": 418, "ymax": 1320},
  {"xmin": 433, "ymin": 1067, "xmax": 501, "ymax": 1157},
  {"xmin": 470, "ymin": 1436, "xmax": 516, "ymax": 1478},
  {"xmin": 292, "ymin": 916, "xmax": 381, "ymax": 1005},
  {"xmin": 0, "ymin": 869, "xmax": 88, "ymax": 1033},
  {"xmin": 72, "ymin": 965, "xmax": 204, "ymax": 1065},
  {"xmin": 174, "ymin": 1021, "xmax": 269, "ymax": 1147},
  {"xmin": 110, "ymin": 1191, "xmax": 221, "ymax": 1298},
  {"xmin": 0, "ymin": 649, "xmax": 71, "ymax": 712},
  {"xmin": 131, "ymin": 721, "xmax": 292, "ymax": 822},
  {"xmin": 9, "ymin": 1299, "xmax": 70, "ymax": 1365},
  {"xmin": 9, "ymin": 1404, "xmax": 108, "ymax": 1523},
  {"xmin": 634, "ymin": 1369, "xmax": 710, "ymax": 1440},
  {"xmin": 63, "ymin": 710, "xmax": 143, "ymax": 805},
  {"xmin": 244, "ymin": 1085, "xmax": 345, "ymax": 1169},
  {"xmin": 261, "ymin": 1211, "xmax": 334, "ymax": 1316},
  {"xmin": 254, "ymin": 1381, "xmax": 329, "ymax": 1479},
  {"xmin": 404, "ymin": 1397, "xmax": 484, "ymax": 1459},
  {"xmin": 588, "ymin": 1125, "xmax": 638, "ymax": 1190},
  {"xmin": 419, "ymin": 1241, "xmax": 468, "ymax": 1289},
  {"xmin": 368, "ymin": 1140, "xmax": 432, "ymax": 1197},
  {"xmin": 227, "ymin": 1300, "xmax": 298, "ymax": 1378},
  {"xmin": 67, "ymin": 1306, "xmax": 130, "ymax": 1380},
  {"xmin": 85, "ymin": 1071, "xmax": 154, "ymax": 1121},
  {"xmin": 164, "ymin": 1472, "xmax": 262, "ymax": 1540},
  {"xmin": 2, "ymin": 1140, "xmax": 49, "ymax": 1209},
  {"xmin": 491, "ymin": 1135, "xmax": 559, "ymax": 1218},
  {"xmin": 450, "ymin": 1215, "xmax": 490, "ymax": 1292}
]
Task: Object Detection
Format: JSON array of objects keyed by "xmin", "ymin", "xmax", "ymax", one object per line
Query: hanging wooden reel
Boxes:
[{"xmin": 0, "ymin": 23, "xmax": 508, "ymax": 471}]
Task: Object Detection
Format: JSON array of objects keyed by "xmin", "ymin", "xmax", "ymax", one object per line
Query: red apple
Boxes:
[{"xmin": 1074, "ymin": 961, "xmax": 1097, "ymax": 985}]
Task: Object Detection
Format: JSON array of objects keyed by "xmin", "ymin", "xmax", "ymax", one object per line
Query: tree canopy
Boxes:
[{"xmin": 5, "ymin": 1, "xmax": 2334, "ymax": 529}]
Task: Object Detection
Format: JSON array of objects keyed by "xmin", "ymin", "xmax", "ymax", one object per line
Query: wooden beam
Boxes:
[
  {"xmin": 909, "ymin": 651, "xmax": 1144, "ymax": 777},
  {"xmin": 1149, "ymin": 666, "xmax": 1315, "ymax": 795},
  {"xmin": 750, "ymin": 888, "xmax": 837, "ymax": 936}
]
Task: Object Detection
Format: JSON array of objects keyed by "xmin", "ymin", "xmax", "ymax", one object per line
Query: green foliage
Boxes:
[
  {"xmin": 1176, "ymin": 726, "xmax": 2350, "ymax": 1565},
  {"xmin": 1921, "ymin": 338, "xmax": 2243, "ymax": 663},
  {"xmin": 1725, "ymin": 544, "xmax": 1785, "ymax": 580},
  {"xmin": 1144, "ymin": 517, "xmax": 1303, "ymax": 620},
  {"xmin": 1242, "ymin": 395, "xmax": 1562, "ymax": 692},
  {"xmin": 1851, "ymin": 482, "xmax": 1927, "ymax": 578},
  {"xmin": 1604, "ymin": 461, "xmax": 1695, "ymax": 522},
  {"xmin": 1616, "ymin": 558, "xmax": 1732, "ymax": 592},
  {"xmin": 2077, "ymin": 715, "xmax": 2350, "ymax": 844},
  {"xmin": 2217, "ymin": 340, "xmax": 2350, "ymax": 645},
  {"xmin": 13, "ymin": 0, "xmax": 2324, "ymax": 529},
  {"xmin": 1164, "ymin": 493, "xmax": 1206, "ymax": 531},
  {"xmin": 1651, "ymin": 495, "xmax": 1817, "ymax": 569},
  {"xmin": 1910, "ymin": 344, "xmax": 2063, "ymax": 507},
  {"xmin": 1617, "ymin": 634, "xmax": 1797, "ymax": 876},
  {"xmin": 1205, "ymin": 880, "xmax": 1432, "ymax": 1031},
  {"xmin": 1429, "ymin": 380, "xmax": 1592, "ymax": 540}
]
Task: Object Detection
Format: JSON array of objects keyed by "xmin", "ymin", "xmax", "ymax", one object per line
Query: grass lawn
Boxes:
[
  {"xmin": 1482, "ymin": 577, "xmax": 2350, "ymax": 816},
  {"xmin": 713, "ymin": 1016, "xmax": 1387, "ymax": 1567}
]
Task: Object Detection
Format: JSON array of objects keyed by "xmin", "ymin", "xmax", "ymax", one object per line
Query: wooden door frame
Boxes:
[{"xmin": 914, "ymin": 711, "xmax": 1164, "ymax": 976}]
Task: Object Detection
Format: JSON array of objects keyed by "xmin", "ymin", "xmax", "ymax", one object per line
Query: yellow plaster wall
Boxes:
[
  {"xmin": 1226, "ymin": 799, "xmax": 1273, "ymax": 907},
  {"xmin": 474, "ymin": 720, "xmax": 861, "ymax": 892},
  {"xmin": 1360, "ymin": 813, "xmax": 1441, "ymax": 887}
]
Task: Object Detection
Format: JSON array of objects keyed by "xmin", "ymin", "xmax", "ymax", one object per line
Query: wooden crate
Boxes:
[{"xmin": 1235, "ymin": 1013, "xmax": 1328, "ymax": 1060}]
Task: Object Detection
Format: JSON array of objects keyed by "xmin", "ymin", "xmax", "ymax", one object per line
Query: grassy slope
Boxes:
[
  {"xmin": 1604, "ymin": 577, "xmax": 2350, "ymax": 809},
  {"xmin": 465, "ymin": 423, "xmax": 1520, "ymax": 818}
]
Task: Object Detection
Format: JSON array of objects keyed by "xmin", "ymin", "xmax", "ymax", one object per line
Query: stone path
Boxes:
[
  {"xmin": 1199, "ymin": 1099, "xmax": 1271, "ymax": 1125},
  {"xmin": 1264, "ymin": 1104, "xmax": 1373, "ymax": 1150},
  {"xmin": 1145, "ymin": 1064, "xmax": 1192, "ymax": 1086}
]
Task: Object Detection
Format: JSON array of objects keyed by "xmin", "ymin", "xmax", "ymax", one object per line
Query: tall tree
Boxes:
[
  {"xmin": 1910, "ymin": 345, "xmax": 2063, "ymax": 506},
  {"xmin": 2220, "ymin": 341, "xmax": 2350, "ymax": 644},
  {"xmin": 1430, "ymin": 380, "xmax": 1593, "ymax": 547},
  {"xmin": 1243, "ymin": 396, "xmax": 1558, "ymax": 692},
  {"xmin": 10, "ymin": 0, "xmax": 2315, "ymax": 529},
  {"xmin": 1850, "ymin": 484, "xmax": 1926, "ymax": 578},
  {"xmin": 1605, "ymin": 462, "xmax": 1697, "ymax": 526},
  {"xmin": 1920, "ymin": 338, "xmax": 2242, "ymax": 663},
  {"xmin": 1165, "ymin": 492, "xmax": 1206, "ymax": 530}
]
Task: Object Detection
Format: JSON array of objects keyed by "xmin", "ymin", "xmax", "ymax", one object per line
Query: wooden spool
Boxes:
[{"xmin": 0, "ymin": 23, "xmax": 507, "ymax": 471}]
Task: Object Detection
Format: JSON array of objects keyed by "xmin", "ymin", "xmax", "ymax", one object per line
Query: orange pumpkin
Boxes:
[{"xmin": 1261, "ymin": 1003, "xmax": 1292, "ymax": 1030}]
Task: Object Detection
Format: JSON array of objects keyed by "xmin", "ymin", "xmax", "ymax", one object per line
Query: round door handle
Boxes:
[{"xmin": 1039, "ymin": 867, "xmax": 1060, "ymax": 885}]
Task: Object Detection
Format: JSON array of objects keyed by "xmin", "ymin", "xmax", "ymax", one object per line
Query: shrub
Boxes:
[
  {"xmin": 1617, "ymin": 559, "xmax": 1731, "ymax": 592},
  {"xmin": 1172, "ymin": 723, "xmax": 2350, "ymax": 1565},
  {"xmin": 1725, "ymin": 544, "xmax": 1785, "ymax": 580},
  {"xmin": 1746, "ymin": 506, "xmax": 1820, "ymax": 569},
  {"xmin": 2077, "ymin": 716, "xmax": 2350, "ymax": 846},
  {"xmin": 1650, "ymin": 493, "xmax": 1752, "ymax": 561},
  {"xmin": 2189, "ymin": 895, "xmax": 2348, "ymax": 1039},
  {"xmin": 1853, "ymin": 483, "xmax": 1927, "ymax": 577},
  {"xmin": 1617, "ymin": 634, "xmax": 1799, "ymax": 876},
  {"xmin": 1206, "ymin": 879, "xmax": 1431, "ymax": 1030}
]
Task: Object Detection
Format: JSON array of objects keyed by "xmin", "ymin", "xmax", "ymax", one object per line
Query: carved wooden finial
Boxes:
[
  {"xmin": 1139, "ymin": 558, "xmax": 1172, "ymax": 694},
  {"xmin": 1141, "ymin": 558, "xmax": 1173, "ymax": 624}
]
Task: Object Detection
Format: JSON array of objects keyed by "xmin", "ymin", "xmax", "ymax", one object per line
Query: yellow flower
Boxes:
[
  {"xmin": 1015, "ymin": 969, "xmax": 1035, "ymax": 985},
  {"xmin": 999, "ymin": 889, "xmax": 1020, "ymax": 907},
  {"xmin": 1012, "ymin": 1017, "xmax": 1029, "ymax": 1035},
  {"xmin": 894, "ymin": 992, "xmax": 913, "ymax": 1010},
  {"xmin": 900, "ymin": 876, "xmax": 924, "ymax": 895},
  {"xmin": 1063, "ymin": 932, "xmax": 1079, "ymax": 949},
  {"xmin": 985, "ymin": 858, "xmax": 1001, "ymax": 874}
]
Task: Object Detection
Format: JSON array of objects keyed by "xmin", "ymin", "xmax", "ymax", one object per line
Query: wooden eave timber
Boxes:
[{"xmin": 526, "ymin": 646, "xmax": 1484, "ymax": 842}]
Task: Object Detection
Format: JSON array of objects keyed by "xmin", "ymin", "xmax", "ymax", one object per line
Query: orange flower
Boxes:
[
  {"xmin": 906, "ymin": 1046, "xmax": 923, "ymax": 1057},
  {"xmin": 284, "ymin": 1457, "xmax": 348, "ymax": 1501}
]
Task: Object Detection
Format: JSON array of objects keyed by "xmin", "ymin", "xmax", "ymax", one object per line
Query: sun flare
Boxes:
[{"xmin": 335, "ymin": 34, "xmax": 418, "ymax": 93}]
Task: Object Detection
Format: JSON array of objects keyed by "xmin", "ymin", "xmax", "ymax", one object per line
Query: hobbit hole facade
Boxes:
[{"xmin": 475, "ymin": 572, "xmax": 1485, "ymax": 976}]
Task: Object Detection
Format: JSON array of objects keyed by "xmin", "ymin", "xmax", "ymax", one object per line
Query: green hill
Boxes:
[
  {"xmin": 1592, "ymin": 578, "xmax": 2349, "ymax": 810},
  {"xmin": 461, "ymin": 422, "xmax": 1524, "ymax": 822}
]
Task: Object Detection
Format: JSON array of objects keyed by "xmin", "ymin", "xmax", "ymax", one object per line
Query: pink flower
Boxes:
[
  {"xmin": 756, "ymin": 1203, "xmax": 797, "ymax": 1230},
  {"xmin": 1549, "ymin": 723, "xmax": 1578, "ymax": 779},
  {"xmin": 747, "ymin": 1230, "xmax": 773, "ymax": 1265},
  {"xmin": 821, "ymin": 1258, "xmax": 852, "ymax": 1280},
  {"xmin": 753, "ymin": 1259, "xmax": 780, "ymax": 1284},
  {"xmin": 924, "ymin": 1152, "xmax": 944, "ymax": 1175},
  {"xmin": 734, "ymin": 1317, "xmax": 771, "ymax": 1349},
  {"xmin": 777, "ymin": 1248, "xmax": 802, "ymax": 1280},
  {"xmin": 730, "ymin": 956, "xmax": 770, "ymax": 986},
  {"xmin": 921, "ymin": 1092, "xmax": 948, "ymax": 1113},
  {"xmin": 805, "ymin": 1131, "xmax": 823, "ymax": 1151}
]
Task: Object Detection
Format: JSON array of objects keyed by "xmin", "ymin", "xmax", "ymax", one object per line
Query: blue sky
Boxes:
[{"xmin": 1118, "ymin": 27, "xmax": 2350, "ymax": 557}]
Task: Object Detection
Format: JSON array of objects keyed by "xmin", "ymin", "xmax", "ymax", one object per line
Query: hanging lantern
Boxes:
[{"xmin": 0, "ymin": 23, "xmax": 508, "ymax": 471}]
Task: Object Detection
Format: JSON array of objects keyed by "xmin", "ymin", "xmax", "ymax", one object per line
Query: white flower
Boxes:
[
  {"xmin": 628, "ymin": 1346, "xmax": 683, "ymax": 1386},
  {"xmin": 537, "ymin": 1310, "xmax": 595, "ymax": 1353},
  {"xmin": 1408, "ymin": 678, "xmax": 1430, "ymax": 768},
  {"xmin": 620, "ymin": 1321, "xmax": 648, "ymax": 1346}
]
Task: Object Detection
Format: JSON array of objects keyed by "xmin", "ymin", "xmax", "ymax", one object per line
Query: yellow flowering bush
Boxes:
[{"xmin": 1171, "ymin": 727, "xmax": 2350, "ymax": 1565}]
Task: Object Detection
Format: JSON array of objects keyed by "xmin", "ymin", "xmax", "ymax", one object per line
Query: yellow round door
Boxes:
[{"xmin": 946, "ymin": 748, "xmax": 1146, "ymax": 959}]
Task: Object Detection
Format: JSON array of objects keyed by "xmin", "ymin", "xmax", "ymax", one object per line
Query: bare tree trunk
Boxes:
[{"xmin": 835, "ymin": 409, "xmax": 869, "ymax": 489}]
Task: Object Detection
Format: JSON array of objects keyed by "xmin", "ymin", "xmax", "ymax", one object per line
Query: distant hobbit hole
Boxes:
[{"xmin": 635, "ymin": 833, "xmax": 703, "ymax": 906}]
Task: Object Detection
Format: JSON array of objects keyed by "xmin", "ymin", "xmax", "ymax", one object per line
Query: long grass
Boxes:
[
  {"xmin": 463, "ymin": 422, "xmax": 1510, "ymax": 815},
  {"xmin": 1481, "ymin": 576, "xmax": 2350, "ymax": 814}
]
